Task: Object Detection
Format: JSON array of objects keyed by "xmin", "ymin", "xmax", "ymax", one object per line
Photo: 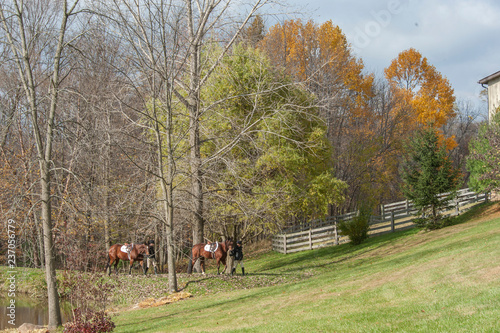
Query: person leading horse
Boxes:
[
  {"xmin": 188, "ymin": 239, "xmax": 233, "ymax": 275},
  {"xmin": 106, "ymin": 243, "xmax": 149, "ymax": 275}
]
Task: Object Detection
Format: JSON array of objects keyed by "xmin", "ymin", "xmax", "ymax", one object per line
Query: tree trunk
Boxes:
[
  {"xmin": 163, "ymin": 183, "xmax": 177, "ymax": 291},
  {"xmin": 154, "ymin": 94, "xmax": 177, "ymax": 291},
  {"xmin": 40, "ymin": 161, "xmax": 62, "ymax": 328},
  {"xmin": 104, "ymin": 119, "xmax": 112, "ymax": 253},
  {"xmin": 225, "ymin": 253, "xmax": 234, "ymax": 275},
  {"xmin": 186, "ymin": 17, "xmax": 204, "ymax": 270},
  {"xmin": 157, "ymin": 165, "xmax": 177, "ymax": 291},
  {"xmin": 155, "ymin": 224, "xmax": 160, "ymax": 273},
  {"xmin": 189, "ymin": 105, "xmax": 204, "ymax": 244},
  {"xmin": 35, "ymin": 213, "xmax": 45, "ymax": 269}
]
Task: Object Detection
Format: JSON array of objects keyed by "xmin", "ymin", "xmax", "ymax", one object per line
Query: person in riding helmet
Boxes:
[
  {"xmin": 145, "ymin": 239, "xmax": 157, "ymax": 275},
  {"xmin": 229, "ymin": 240, "xmax": 244, "ymax": 276}
]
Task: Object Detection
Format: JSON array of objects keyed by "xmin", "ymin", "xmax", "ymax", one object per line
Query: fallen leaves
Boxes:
[{"xmin": 137, "ymin": 291, "xmax": 193, "ymax": 308}]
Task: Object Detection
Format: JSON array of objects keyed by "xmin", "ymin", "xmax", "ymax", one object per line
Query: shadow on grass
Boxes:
[
  {"xmin": 258, "ymin": 202, "xmax": 496, "ymax": 275},
  {"xmin": 117, "ymin": 311, "xmax": 176, "ymax": 333},
  {"xmin": 178, "ymin": 276, "xmax": 213, "ymax": 291},
  {"xmin": 447, "ymin": 201, "xmax": 495, "ymax": 226},
  {"xmin": 258, "ymin": 227, "xmax": 419, "ymax": 274}
]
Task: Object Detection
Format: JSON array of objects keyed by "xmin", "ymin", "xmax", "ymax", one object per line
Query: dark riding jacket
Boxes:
[
  {"xmin": 148, "ymin": 244, "xmax": 155, "ymax": 259},
  {"xmin": 230, "ymin": 245, "xmax": 243, "ymax": 261}
]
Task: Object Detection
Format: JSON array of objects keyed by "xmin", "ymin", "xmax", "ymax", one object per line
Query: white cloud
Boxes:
[{"xmin": 284, "ymin": 0, "xmax": 500, "ymax": 111}]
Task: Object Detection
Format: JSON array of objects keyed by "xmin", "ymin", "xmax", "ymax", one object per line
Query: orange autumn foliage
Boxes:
[
  {"xmin": 260, "ymin": 19, "xmax": 373, "ymax": 107},
  {"xmin": 385, "ymin": 48, "xmax": 456, "ymax": 148},
  {"xmin": 385, "ymin": 48, "xmax": 455, "ymax": 126}
]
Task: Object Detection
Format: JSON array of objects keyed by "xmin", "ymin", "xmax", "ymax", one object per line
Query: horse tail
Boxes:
[{"xmin": 187, "ymin": 248, "xmax": 193, "ymax": 274}]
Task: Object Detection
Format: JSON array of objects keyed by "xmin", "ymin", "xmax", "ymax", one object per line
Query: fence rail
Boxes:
[{"xmin": 272, "ymin": 189, "xmax": 489, "ymax": 254}]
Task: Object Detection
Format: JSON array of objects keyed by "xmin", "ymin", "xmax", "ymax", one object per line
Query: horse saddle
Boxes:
[
  {"xmin": 204, "ymin": 242, "xmax": 218, "ymax": 253},
  {"xmin": 120, "ymin": 244, "xmax": 132, "ymax": 253},
  {"xmin": 121, "ymin": 243, "xmax": 133, "ymax": 260}
]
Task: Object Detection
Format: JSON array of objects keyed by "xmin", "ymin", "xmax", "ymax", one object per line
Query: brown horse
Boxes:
[
  {"xmin": 188, "ymin": 239, "xmax": 234, "ymax": 275},
  {"xmin": 106, "ymin": 243, "xmax": 149, "ymax": 276}
]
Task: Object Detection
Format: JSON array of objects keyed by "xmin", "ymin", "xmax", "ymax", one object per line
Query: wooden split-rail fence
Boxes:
[{"xmin": 272, "ymin": 188, "xmax": 490, "ymax": 254}]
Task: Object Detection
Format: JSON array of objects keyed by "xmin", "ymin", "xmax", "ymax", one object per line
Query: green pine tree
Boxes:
[{"xmin": 400, "ymin": 126, "xmax": 461, "ymax": 229}]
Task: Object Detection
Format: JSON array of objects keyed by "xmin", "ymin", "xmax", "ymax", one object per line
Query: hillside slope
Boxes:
[{"xmin": 114, "ymin": 203, "xmax": 500, "ymax": 332}]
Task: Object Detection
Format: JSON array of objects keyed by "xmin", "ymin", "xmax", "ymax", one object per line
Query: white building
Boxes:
[{"xmin": 478, "ymin": 70, "xmax": 500, "ymax": 123}]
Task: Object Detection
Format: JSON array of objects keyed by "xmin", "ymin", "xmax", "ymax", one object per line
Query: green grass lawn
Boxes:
[{"xmin": 112, "ymin": 203, "xmax": 500, "ymax": 332}]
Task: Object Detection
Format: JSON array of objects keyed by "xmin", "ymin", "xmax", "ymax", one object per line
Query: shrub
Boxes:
[
  {"xmin": 338, "ymin": 206, "xmax": 371, "ymax": 245},
  {"xmin": 59, "ymin": 271, "xmax": 113, "ymax": 312},
  {"xmin": 60, "ymin": 271, "xmax": 115, "ymax": 332},
  {"xmin": 64, "ymin": 308, "xmax": 115, "ymax": 333}
]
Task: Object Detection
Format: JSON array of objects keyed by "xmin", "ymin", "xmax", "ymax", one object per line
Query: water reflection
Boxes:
[{"xmin": 1, "ymin": 294, "xmax": 71, "ymax": 329}]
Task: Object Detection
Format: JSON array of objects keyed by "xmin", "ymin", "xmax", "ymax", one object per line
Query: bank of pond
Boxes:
[{"xmin": 0, "ymin": 293, "xmax": 71, "ymax": 329}]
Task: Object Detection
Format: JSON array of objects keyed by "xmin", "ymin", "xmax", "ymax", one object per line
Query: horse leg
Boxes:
[
  {"xmin": 200, "ymin": 257, "xmax": 205, "ymax": 275},
  {"xmin": 114, "ymin": 259, "xmax": 119, "ymax": 275},
  {"xmin": 129, "ymin": 259, "xmax": 134, "ymax": 275}
]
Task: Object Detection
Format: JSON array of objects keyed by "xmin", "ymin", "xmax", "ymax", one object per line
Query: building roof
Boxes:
[{"xmin": 478, "ymin": 70, "xmax": 500, "ymax": 85}]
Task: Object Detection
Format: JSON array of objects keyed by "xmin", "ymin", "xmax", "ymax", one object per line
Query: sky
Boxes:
[{"xmin": 282, "ymin": 0, "xmax": 500, "ymax": 118}]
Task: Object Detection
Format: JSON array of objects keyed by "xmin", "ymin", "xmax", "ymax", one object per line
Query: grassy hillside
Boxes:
[{"xmin": 113, "ymin": 203, "xmax": 500, "ymax": 332}]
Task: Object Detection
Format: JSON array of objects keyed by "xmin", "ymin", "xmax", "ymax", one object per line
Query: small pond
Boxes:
[{"xmin": 1, "ymin": 294, "xmax": 71, "ymax": 329}]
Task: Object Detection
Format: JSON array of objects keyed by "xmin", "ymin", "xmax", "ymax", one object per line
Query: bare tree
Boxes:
[
  {"xmin": 55, "ymin": 23, "xmax": 152, "ymax": 271},
  {"xmin": 443, "ymin": 99, "xmax": 483, "ymax": 181},
  {"xmin": 0, "ymin": 0, "xmax": 83, "ymax": 328},
  {"xmin": 100, "ymin": 0, "xmax": 189, "ymax": 291}
]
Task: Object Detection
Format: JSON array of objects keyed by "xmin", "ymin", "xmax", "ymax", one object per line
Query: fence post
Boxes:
[
  {"xmin": 283, "ymin": 234, "xmax": 287, "ymax": 254},
  {"xmin": 309, "ymin": 228, "xmax": 312, "ymax": 250},
  {"xmin": 455, "ymin": 197, "xmax": 459, "ymax": 216},
  {"xmin": 391, "ymin": 211, "xmax": 395, "ymax": 232},
  {"xmin": 334, "ymin": 218, "xmax": 339, "ymax": 245},
  {"xmin": 405, "ymin": 200, "xmax": 409, "ymax": 215}
]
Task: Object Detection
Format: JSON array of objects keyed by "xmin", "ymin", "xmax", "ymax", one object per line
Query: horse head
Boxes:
[{"xmin": 134, "ymin": 244, "xmax": 149, "ymax": 257}]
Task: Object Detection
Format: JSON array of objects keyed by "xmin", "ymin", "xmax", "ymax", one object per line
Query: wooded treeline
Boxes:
[{"xmin": 0, "ymin": 0, "xmax": 483, "ymax": 279}]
